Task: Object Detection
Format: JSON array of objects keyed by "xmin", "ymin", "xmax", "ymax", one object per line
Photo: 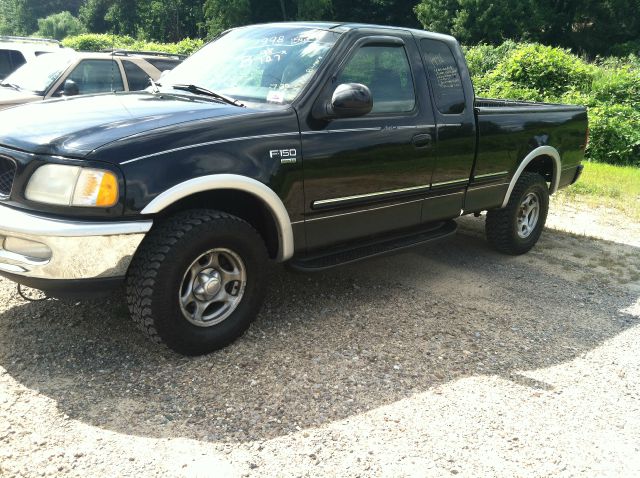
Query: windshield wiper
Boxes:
[
  {"xmin": 171, "ymin": 84, "xmax": 245, "ymax": 107},
  {"xmin": 0, "ymin": 82, "xmax": 20, "ymax": 91}
]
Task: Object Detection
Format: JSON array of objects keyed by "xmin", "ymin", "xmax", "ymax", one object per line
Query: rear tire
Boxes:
[
  {"xmin": 126, "ymin": 209, "xmax": 268, "ymax": 355},
  {"xmin": 486, "ymin": 172, "xmax": 549, "ymax": 255}
]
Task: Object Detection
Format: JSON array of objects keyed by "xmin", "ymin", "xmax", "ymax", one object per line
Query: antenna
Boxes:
[{"xmin": 111, "ymin": 30, "xmax": 116, "ymax": 91}]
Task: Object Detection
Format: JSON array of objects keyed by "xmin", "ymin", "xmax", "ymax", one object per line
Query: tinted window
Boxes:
[
  {"xmin": 66, "ymin": 60, "xmax": 124, "ymax": 94},
  {"xmin": 123, "ymin": 60, "xmax": 151, "ymax": 90},
  {"xmin": 146, "ymin": 58, "xmax": 181, "ymax": 73},
  {"xmin": 337, "ymin": 45, "xmax": 415, "ymax": 114},
  {"xmin": 0, "ymin": 50, "xmax": 26, "ymax": 79},
  {"xmin": 420, "ymin": 39, "xmax": 465, "ymax": 114}
]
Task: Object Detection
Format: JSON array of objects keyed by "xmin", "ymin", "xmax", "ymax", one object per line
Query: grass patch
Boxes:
[{"xmin": 555, "ymin": 162, "xmax": 640, "ymax": 220}]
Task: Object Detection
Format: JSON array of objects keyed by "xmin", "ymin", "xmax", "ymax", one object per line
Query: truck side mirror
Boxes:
[
  {"xmin": 63, "ymin": 79, "xmax": 79, "ymax": 97},
  {"xmin": 313, "ymin": 83, "xmax": 373, "ymax": 120}
]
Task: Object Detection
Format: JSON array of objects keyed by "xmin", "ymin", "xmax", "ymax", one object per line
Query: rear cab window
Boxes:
[{"xmin": 420, "ymin": 39, "xmax": 466, "ymax": 115}]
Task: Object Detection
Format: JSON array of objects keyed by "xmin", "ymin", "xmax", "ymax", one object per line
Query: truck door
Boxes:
[
  {"xmin": 418, "ymin": 38, "xmax": 476, "ymax": 222},
  {"xmin": 299, "ymin": 33, "xmax": 437, "ymax": 251}
]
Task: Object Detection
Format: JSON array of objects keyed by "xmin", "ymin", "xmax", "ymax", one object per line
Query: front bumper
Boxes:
[{"xmin": 0, "ymin": 204, "xmax": 152, "ymax": 281}]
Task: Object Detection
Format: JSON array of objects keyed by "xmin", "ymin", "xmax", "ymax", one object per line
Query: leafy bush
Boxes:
[
  {"xmin": 62, "ymin": 34, "xmax": 204, "ymax": 56},
  {"xmin": 590, "ymin": 66, "xmax": 640, "ymax": 108},
  {"xmin": 463, "ymin": 40, "xmax": 518, "ymax": 78},
  {"xmin": 479, "ymin": 81, "xmax": 546, "ymax": 102},
  {"xmin": 490, "ymin": 44, "xmax": 595, "ymax": 96},
  {"xmin": 469, "ymin": 41, "xmax": 640, "ymax": 166},
  {"xmin": 62, "ymin": 33, "xmax": 135, "ymax": 51},
  {"xmin": 586, "ymin": 104, "xmax": 640, "ymax": 166}
]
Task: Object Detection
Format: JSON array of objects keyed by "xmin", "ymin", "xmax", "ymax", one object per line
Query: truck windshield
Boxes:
[
  {"xmin": 2, "ymin": 52, "xmax": 74, "ymax": 95},
  {"xmin": 160, "ymin": 25, "xmax": 340, "ymax": 105}
]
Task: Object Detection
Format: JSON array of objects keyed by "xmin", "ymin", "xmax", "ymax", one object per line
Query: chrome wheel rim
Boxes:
[
  {"xmin": 179, "ymin": 248, "xmax": 246, "ymax": 327},
  {"xmin": 517, "ymin": 192, "xmax": 540, "ymax": 239}
]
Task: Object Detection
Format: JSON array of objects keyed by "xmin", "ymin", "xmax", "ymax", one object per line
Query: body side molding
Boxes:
[
  {"xmin": 501, "ymin": 145, "xmax": 561, "ymax": 208},
  {"xmin": 141, "ymin": 174, "xmax": 295, "ymax": 262}
]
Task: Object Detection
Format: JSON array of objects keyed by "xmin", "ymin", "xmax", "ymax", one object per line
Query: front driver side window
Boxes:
[
  {"xmin": 66, "ymin": 60, "xmax": 124, "ymax": 94},
  {"xmin": 336, "ymin": 44, "xmax": 415, "ymax": 114}
]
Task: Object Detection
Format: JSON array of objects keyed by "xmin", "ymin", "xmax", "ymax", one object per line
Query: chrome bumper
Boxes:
[{"xmin": 0, "ymin": 204, "xmax": 152, "ymax": 280}]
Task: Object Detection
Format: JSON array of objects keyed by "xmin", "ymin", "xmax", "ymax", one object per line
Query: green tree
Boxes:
[
  {"xmin": 139, "ymin": 0, "xmax": 204, "ymax": 42},
  {"xmin": 297, "ymin": 0, "xmax": 332, "ymax": 19},
  {"xmin": 79, "ymin": 0, "xmax": 112, "ymax": 34},
  {"xmin": 416, "ymin": 0, "xmax": 537, "ymax": 44},
  {"xmin": 36, "ymin": 11, "xmax": 86, "ymax": 40},
  {"xmin": 0, "ymin": 0, "xmax": 84, "ymax": 35},
  {"xmin": 203, "ymin": 0, "xmax": 250, "ymax": 36},
  {"xmin": 414, "ymin": 0, "xmax": 640, "ymax": 56}
]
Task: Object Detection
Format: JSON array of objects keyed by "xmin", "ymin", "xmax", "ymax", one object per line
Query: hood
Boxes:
[
  {"xmin": 0, "ymin": 91, "xmax": 255, "ymax": 157},
  {"xmin": 0, "ymin": 88, "xmax": 42, "ymax": 110}
]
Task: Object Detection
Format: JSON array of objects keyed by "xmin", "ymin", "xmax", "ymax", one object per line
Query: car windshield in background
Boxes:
[
  {"xmin": 160, "ymin": 26, "xmax": 340, "ymax": 105},
  {"xmin": 2, "ymin": 52, "xmax": 74, "ymax": 95}
]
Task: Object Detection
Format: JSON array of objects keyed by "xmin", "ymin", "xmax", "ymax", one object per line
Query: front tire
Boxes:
[
  {"xmin": 485, "ymin": 172, "xmax": 549, "ymax": 255},
  {"xmin": 126, "ymin": 209, "xmax": 268, "ymax": 355}
]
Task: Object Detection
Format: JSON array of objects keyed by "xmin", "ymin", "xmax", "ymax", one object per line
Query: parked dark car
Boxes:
[{"xmin": 0, "ymin": 23, "xmax": 587, "ymax": 355}]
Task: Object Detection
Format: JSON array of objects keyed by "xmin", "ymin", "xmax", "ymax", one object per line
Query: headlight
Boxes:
[{"xmin": 25, "ymin": 164, "xmax": 119, "ymax": 207}]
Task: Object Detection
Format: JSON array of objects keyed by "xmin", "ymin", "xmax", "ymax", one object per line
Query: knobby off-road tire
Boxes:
[
  {"xmin": 486, "ymin": 172, "xmax": 549, "ymax": 255},
  {"xmin": 126, "ymin": 209, "xmax": 268, "ymax": 356}
]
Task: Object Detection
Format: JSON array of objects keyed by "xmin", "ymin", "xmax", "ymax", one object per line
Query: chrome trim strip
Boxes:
[
  {"xmin": 302, "ymin": 127, "xmax": 381, "ymax": 135},
  {"xmin": 501, "ymin": 146, "xmax": 560, "ymax": 208},
  {"xmin": 307, "ymin": 191, "xmax": 464, "ymax": 222},
  {"xmin": 468, "ymin": 182, "xmax": 510, "ymax": 191},
  {"xmin": 0, "ymin": 204, "xmax": 152, "ymax": 237},
  {"xmin": 121, "ymin": 132, "xmax": 300, "ymax": 165},
  {"xmin": 141, "ymin": 174, "xmax": 295, "ymax": 262},
  {"xmin": 474, "ymin": 171, "xmax": 509, "ymax": 179},
  {"xmin": 302, "ymin": 125, "xmax": 437, "ymax": 136},
  {"xmin": 426, "ymin": 191, "xmax": 464, "ymax": 200},
  {"xmin": 438, "ymin": 123, "xmax": 463, "ymax": 127},
  {"xmin": 312, "ymin": 183, "xmax": 431, "ymax": 207},
  {"xmin": 307, "ymin": 199, "xmax": 424, "ymax": 222},
  {"xmin": 432, "ymin": 178, "xmax": 468, "ymax": 187}
]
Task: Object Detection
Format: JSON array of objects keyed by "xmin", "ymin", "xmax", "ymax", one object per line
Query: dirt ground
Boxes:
[{"xmin": 1, "ymin": 199, "xmax": 639, "ymax": 477}]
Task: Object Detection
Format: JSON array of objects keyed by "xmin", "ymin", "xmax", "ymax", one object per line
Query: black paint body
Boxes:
[{"xmin": 0, "ymin": 23, "xmax": 587, "ymax": 257}]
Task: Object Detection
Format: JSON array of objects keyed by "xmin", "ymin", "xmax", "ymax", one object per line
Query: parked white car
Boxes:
[{"xmin": 0, "ymin": 36, "xmax": 64, "ymax": 80}]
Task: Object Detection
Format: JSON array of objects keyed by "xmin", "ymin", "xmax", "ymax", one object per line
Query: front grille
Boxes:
[{"xmin": 0, "ymin": 156, "xmax": 16, "ymax": 197}]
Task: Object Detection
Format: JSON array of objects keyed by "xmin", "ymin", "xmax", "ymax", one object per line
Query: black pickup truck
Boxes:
[{"xmin": 0, "ymin": 23, "xmax": 587, "ymax": 355}]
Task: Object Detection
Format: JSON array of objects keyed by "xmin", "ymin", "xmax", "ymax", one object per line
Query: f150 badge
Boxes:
[{"xmin": 270, "ymin": 148, "xmax": 297, "ymax": 164}]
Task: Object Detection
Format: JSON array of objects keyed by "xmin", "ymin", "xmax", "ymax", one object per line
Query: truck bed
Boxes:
[{"xmin": 472, "ymin": 97, "xmax": 588, "ymax": 202}]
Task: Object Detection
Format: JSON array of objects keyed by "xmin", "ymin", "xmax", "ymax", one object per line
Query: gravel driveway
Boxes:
[{"xmin": 1, "ymin": 207, "xmax": 639, "ymax": 477}]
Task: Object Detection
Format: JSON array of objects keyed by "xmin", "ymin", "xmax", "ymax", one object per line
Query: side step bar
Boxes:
[{"xmin": 289, "ymin": 220, "xmax": 457, "ymax": 272}]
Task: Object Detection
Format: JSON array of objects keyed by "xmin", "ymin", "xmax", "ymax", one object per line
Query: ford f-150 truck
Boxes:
[{"xmin": 0, "ymin": 23, "xmax": 587, "ymax": 355}]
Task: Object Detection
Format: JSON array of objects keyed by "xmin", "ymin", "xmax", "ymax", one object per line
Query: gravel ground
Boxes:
[{"xmin": 1, "ymin": 203, "xmax": 639, "ymax": 477}]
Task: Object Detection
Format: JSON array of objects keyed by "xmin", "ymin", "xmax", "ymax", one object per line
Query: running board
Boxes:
[{"xmin": 289, "ymin": 220, "xmax": 457, "ymax": 272}]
